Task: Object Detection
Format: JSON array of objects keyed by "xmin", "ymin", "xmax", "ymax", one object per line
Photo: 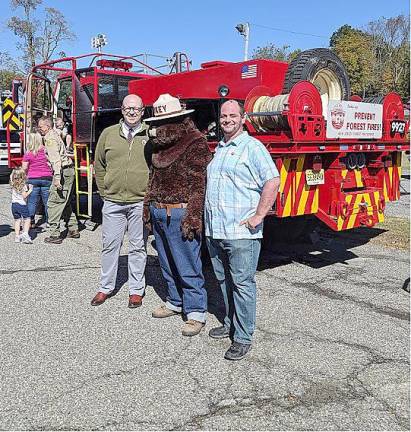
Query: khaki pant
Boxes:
[
  {"xmin": 47, "ymin": 167, "xmax": 77, "ymax": 237},
  {"xmin": 99, "ymin": 200, "xmax": 147, "ymax": 295}
]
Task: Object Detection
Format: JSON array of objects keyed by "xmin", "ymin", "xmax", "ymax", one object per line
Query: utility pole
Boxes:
[{"xmin": 235, "ymin": 22, "xmax": 250, "ymax": 61}]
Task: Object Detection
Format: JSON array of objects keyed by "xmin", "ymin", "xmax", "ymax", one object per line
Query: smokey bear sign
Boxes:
[{"xmin": 326, "ymin": 100, "xmax": 383, "ymax": 139}]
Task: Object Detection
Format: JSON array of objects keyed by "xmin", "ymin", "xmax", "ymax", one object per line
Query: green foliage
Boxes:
[
  {"xmin": 252, "ymin": 44, "xmax": 301, "ymax": 62},
  {"xmin": 330, "ymin": 25, "xmax": 375, "ymax": 96},
  {"xmin": 0, "ymin": 70, "xmax": 17, "ymax": 94},
  {"xmin": 0, "ymin": 53, "xmax": 21, "ymax": 94},
  {"xmin": 330, "ymin": 25, "xmax": 355, "ymax": 48},
  {"xmin": 330, "ymin": 15, "xmax": 410, "ymax": 100}
]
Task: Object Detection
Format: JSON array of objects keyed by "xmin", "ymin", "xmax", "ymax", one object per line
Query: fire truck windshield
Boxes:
[
  {"xmin": 97, "ymin": 74, "xmax": 140, "ymax": 110},
  {"xmin": 31, "ymin": 77, "xmax": 52, "ymax": 112}
]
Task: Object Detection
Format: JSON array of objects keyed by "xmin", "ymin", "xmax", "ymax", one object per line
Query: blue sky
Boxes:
[{"xmin": 1, "ymin": 0, "xmax": 409, "ymax": 69}]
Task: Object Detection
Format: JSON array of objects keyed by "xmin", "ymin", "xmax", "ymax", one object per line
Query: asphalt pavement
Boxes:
[{"xmin": 0, "ymin": 172, "xmax": 409, "ymax": 431}]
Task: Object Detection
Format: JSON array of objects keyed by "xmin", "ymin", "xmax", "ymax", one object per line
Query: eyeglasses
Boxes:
[{"xmin": 122, "ymin": 106, "xmax": 144, "ymax": 114}]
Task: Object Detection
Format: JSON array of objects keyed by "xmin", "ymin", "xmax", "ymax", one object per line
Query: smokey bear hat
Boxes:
[{"xmin": 145, "ymin": 93, "xmax": 194, "ymax": 122}]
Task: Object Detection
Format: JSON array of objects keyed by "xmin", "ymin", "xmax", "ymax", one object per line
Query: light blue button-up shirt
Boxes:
[{"xmin": 205, "ymin": 131, "xmax": 279, "ymax": 239}]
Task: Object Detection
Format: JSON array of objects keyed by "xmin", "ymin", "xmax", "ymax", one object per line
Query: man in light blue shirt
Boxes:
[{"xmin": 205, "ymin": 99, "xmax": 280, "ymax": 361}]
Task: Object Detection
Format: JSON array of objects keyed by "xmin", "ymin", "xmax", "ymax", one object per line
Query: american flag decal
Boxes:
[{"xmin": 241, "ymin": 64, "xmax": 257, "ymax": 79}]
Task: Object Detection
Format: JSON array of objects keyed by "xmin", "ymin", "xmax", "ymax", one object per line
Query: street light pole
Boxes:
[
  {"xmin": 235, "ymin": 22, "xmax": 250, "ymax": 61},
  {"xmin": 91, "ymin": 34, "xmax": 108, "ymax": 53},
  {"xmin": 244, "ymin": 23, "xmax": 250, "ymax": 61}
]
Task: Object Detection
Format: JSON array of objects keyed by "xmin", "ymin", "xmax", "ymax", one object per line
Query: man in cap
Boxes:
[
  {"xmin": 91, "ymin": 94, "xmax": 150, "ymax": 308},
  {"xmin": 143, "ymin": 94, "xmax": 212, "ymax": 336},
  {"xmin": 205, "ymin": 100, "xmax": 280, "ymax": 360},
  {"xmin": 37, "ymin": 116, "xmax": 79, "ymax": 244}
]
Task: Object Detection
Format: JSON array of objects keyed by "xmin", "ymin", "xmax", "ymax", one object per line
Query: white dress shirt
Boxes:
[{"xmin": 122, "ymin": 122, "xmax": 143, "ymax": 139}]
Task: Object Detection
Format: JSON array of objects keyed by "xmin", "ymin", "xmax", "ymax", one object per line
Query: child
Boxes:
[
  {"xmin": 10, "ymin": 167, "xmax": 33, "ymax": 244},
  {"xmin": 55, "ymin": 117, "xmax": 73, "ymax": 155}
]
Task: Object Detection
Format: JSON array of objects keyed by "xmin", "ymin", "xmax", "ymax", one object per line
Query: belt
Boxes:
[
  {"xmin": 62, "ymin": 164, "xmax": 73, "ymax": 170},
  {"xmin": 151, "ymin": 202, "xmax": 187, "ymax": 216}
]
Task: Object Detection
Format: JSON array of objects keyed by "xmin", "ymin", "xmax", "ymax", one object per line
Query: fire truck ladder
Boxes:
[{"xmin": 73, "ymin": 143, "xmax": 93, "ymax": 218}]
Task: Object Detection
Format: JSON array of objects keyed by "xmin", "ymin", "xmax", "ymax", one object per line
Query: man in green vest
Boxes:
[{"xmin": 91, "ymin": 94, "xmax": 150, "ymax": 308}]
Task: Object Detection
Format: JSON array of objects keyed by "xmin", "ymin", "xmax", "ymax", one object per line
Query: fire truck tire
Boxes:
[
  {"xmin": 282, "ymin": 48, "xmax": 351, "ymax": 101},
  {"xmin": 362, "ymin": 96, "xmax": 385, "ymax": 104}
]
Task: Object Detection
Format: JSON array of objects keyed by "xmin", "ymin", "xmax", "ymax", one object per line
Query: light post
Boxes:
[
  {"xmin": 235, "ymin": 22, "xmax": 250, "ymax": 61},
  {"xmin": 91, "ymin": 34, "xmax": 108, "ymax": 53}
]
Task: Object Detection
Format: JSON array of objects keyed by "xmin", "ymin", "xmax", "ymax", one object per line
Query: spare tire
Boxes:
[
  {"xmin": 362, "ymin": 96, "xmax": 385, "ymax": 104},
  {"xmin": 282, "ymin": 48, "xmax": 351, "ymax": 117}
]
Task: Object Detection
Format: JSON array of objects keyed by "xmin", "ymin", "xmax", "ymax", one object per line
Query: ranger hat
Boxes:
[
  {"xmin": 331, "ymin": 103, "xmax": 345, "ymax": 115},
  {"xmin": 145, "ymin": 93, "xmax": 194, "ymax": 122}
]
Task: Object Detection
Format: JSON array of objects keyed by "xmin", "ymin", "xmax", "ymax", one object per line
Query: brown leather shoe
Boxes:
[
  {"xmin": 128, "ymin": 294, "xmax": 143, "ymax": 308},
  {"xmin": 67, "ymin": 229, "xmax": 80, "ymax": 239},
  {"xmin": 91, "ymin": 292, "xmax": 108, "ymax": 306}
]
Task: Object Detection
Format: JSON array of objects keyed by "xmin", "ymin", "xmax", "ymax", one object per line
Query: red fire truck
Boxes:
[{"xmin": 12, "ymin": 49, "xmax": 409, "ymax": 235}]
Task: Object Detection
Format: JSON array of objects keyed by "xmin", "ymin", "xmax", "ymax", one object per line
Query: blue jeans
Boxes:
[
  {"xmin": 150, "ymin": 205, "xmax": 207, "ymax": 322},
  {"xmin": 11, "ymin": 203, "xmax": 30, "ymax": 219},
  {"xmin": 206, "ymin": 237, "xmax": 261, "ymax": 344},
  {"xmin": 27, "ymin": 178, "xmax": 52, "ymax": 222}
]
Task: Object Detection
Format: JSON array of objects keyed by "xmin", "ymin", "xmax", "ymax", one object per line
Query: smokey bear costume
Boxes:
[{"xmin": 144, "ymin": 94, "xmax": 212, "ymax": 336}]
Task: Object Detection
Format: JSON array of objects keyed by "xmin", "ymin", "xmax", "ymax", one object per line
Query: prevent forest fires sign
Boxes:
[{"xmin": 326, "ymin": 100, "xmax": 383, "ymax": 139}]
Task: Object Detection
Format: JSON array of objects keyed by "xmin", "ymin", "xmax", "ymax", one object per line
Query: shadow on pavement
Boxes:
[
  {"xmin": 0, "ymin": 224, "xmax": 12, "ymax": 238},
  {"xmin": 402, "ymin": 277, "xmax": 410, "ymax": 293},
  {"xmin": 106, "ymin": 255, "xmax": 129, "ymax": 298},
  {"xmin": 111, "ymin": 253, "xmax": 226, "ymax": 323},
  {"xmin": 260, "ymin": 221, "xmax": 388, "ymax": 270},
  {"xmin": 146, "ymin": 255, "xmax": 225, "ymax": 323}
]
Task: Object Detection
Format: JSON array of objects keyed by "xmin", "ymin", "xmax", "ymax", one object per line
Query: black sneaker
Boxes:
[
  {"xmin": 209, "ymin": 325, "xmax": 230, "ymax": 339},
  {"xmin": 224, "ymin": 342, "xmax": 251, "ymax": 361},
  {"xmin": 44, "ymin": 236, "xmax": 63, "ymax": 244}
]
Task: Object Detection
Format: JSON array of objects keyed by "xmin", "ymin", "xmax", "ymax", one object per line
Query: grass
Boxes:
[
  {"xmin": 402, "ymin": 152, "xmax": 410, "ymax": 170},
  {"xmin": 371, "ymin": 216, "xmax": 410, "ymax": 251},
  {"xmin": 331, "ymin": 215, "xmax": 410, "ymax": 251}
]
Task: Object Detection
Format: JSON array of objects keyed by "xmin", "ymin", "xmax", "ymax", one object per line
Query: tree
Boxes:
[
  {"xmin": 252, "ymin": 43, "xmax": 301, "ymax": 62},
  {"xmin": 330, "ymin": 25, "xmax": 375, "ymax": 96},
  {"xmin": 330, "ymin": 17, "xmax": 410, "ymax": 100},
  {"xmin": 0, "ymin": 53, "xmax": 21, "ymax": 93},
  {"xmin": 7, "ymin": 0, "xmax": 75, "ymax": 73},
  {"xmin": 366, "ymin": 15, "xmax": 410, "ymax": 99}
]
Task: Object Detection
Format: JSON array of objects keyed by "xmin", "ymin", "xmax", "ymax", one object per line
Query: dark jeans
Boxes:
[
  {"xmin": 150, "ymin": 205, "xmax": 207, "ymax": 322},
  {"xmin": 27, "ymin": 178, "xmax": 52, "ymax": 222}
]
